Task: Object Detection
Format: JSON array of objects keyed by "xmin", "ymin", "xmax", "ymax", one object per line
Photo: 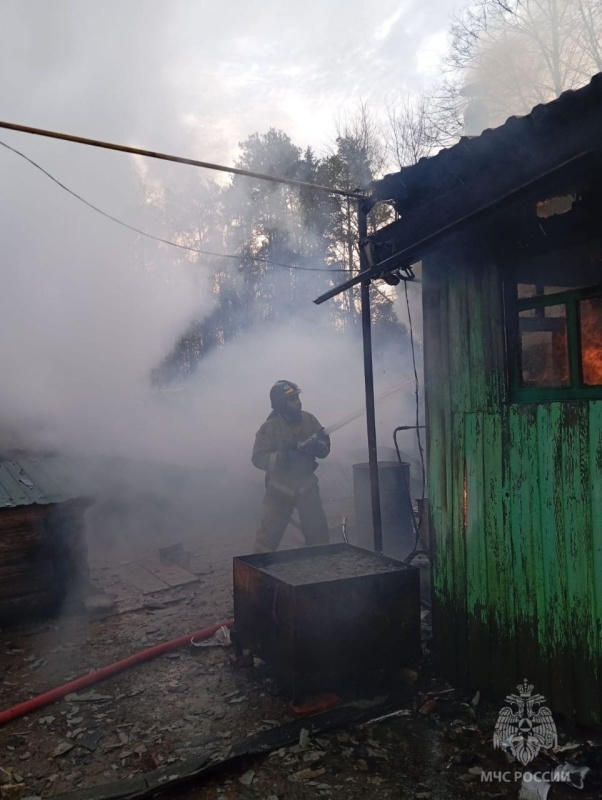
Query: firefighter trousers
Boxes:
[{"xmin": 254, "ymin": 482, "xmax": 329, "ymax": 553}]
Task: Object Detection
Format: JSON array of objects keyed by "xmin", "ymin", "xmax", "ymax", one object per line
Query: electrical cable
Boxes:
[
  {"xmin": 393, "ymin": 426, "xmax": 426, "ymax": 559},
  {"xmin": 393, "ymin": 426, "xmax": 431, "ymax": 610},
  {"xmin": 0, "ymin": 118, "xmax": 367, "ymax": 198},
  {"xmin": 386, "ymin": 279, "xmax": 428, "ymax": 573},
  {"xmin": 0, "ymin": 139, "xmax": 349, "ymax": 274}
]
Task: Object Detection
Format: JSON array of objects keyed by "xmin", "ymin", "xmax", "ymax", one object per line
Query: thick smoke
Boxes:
[
  {"xmin": 0, "ymin": 1, "xmax": 437, "ymax": 568},
  {"xmin": 0, "ymin": 142, "xmax": 424, "ymax": 562},
  {"xmin": 0, "ymin": 0, "xmax": 460, "ymax": 162}
]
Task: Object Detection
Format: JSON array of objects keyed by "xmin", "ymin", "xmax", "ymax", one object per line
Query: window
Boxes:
[
  {"xmin": 507, "ymin": 243, "xmax": 602, "ymax": 401},
  {"xmin": 581, "ymin": 296, "xmax": 602, "ymax": 385}
]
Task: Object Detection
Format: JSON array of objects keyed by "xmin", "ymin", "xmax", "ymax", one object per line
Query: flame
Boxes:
[{"xmin": 581, "ymin": 298, "xmax": 602, "ymax": 385}]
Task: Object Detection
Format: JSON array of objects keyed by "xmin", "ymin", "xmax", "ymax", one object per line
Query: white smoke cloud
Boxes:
[
  {"xmin": 0, "ymin": 0, "xmax": 440, "ymax": 563},
  {"xmin": 0, "ymin": 0, "xmax": 462, "ymax": 164}
]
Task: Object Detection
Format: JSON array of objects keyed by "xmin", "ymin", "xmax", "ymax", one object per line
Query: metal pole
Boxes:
[
  {"xmin": 358, "ymin": 202, "xmax": 383, "ymax": 554},
  {"xmin": 0, "ymin": 119, "xmax": 364, "ymax": 199}
]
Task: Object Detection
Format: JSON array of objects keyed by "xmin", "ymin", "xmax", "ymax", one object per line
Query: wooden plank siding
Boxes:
[
  {"xmin": 464, "ymin": 412, "xmax": 489, "ymax": 686},
  {"xmin": 507, "ymin": 408, "xmax": 548, "ymax": 696},
  {"xmin": 424, "ymin": 253, "xmax": 602, "ymax": 725},
  {"xmin": 561, "ymin": 403, "xmax": 598, "ymax": 726},
  {"xmin": 536, "ymin": 404, "xmax": 574, "ymax": 719},
  {"xmin": 590, "ymin": 404, "xmax": 602, "ymax": 725},
  {"xmin": 447, "ymin": 266, "xmax": 470, "ymax": 686},
  {"xmin": 423, "ymin": 261, "xmax": 460, "ymax": 683}
]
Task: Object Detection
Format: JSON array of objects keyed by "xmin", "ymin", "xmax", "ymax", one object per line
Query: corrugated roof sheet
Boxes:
[
  {"xmin": 372, "ymin": 73, "xmax": 602, "ymax": 213},
  {"xmin": 0, "ymin": 456, "xmax": 89, "ymax": 510}
]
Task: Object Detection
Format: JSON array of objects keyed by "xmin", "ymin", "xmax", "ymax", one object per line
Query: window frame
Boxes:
[{"xmin": 506, "ymin": 279, "xmax": 602, "ymax": 403}]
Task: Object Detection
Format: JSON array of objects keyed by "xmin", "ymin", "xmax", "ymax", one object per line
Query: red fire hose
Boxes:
[{"xmin": 0, "ymin": 619, "xmax": 234, "ymax": 727}]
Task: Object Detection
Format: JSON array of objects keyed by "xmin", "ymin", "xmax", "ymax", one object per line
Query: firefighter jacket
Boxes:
[{"xmin": 252, "ymin": 410, "xmax": 330, "ymax": 497}]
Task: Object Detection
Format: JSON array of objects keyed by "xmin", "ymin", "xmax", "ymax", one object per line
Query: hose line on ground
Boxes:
[{"xmin": 0, "ymin": 618, "xmax": 234, "ymax": 727}]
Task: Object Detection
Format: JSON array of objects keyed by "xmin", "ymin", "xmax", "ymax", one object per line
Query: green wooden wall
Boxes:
[{"xmin": 423, "ymin": 256, "xmax": 602, "ymax": 726}]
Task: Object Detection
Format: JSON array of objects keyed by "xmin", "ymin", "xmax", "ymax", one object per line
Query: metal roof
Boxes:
[
  {"xmin": 315, "ymin": 74, "xmax": 602, "ymax": 305},
  {"xmin": 372, "ymin": 73, "xmax": 602, "ymax": 214},
  {"xmin": 0, "ymin": 456, "xmax": 90, "ymax": 510}
]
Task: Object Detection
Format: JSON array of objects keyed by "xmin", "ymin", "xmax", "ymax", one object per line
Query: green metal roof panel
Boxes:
[{"xmin": 0, "ymin": 457, "xmax": 88, "ymax": 510}]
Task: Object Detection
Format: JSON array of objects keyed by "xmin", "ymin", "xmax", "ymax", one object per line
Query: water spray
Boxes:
[
  {"xmin": 296, "ymin": 377, "xmax": 418, "ymax": 457},
  {"xmin": 322, "ymin": 377, "xmax": 416, "ymax": 436}
]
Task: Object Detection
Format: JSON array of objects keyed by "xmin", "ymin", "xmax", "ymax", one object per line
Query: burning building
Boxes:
[{"xmin": 364, "ymin": 73, "xmax": 602, "ymax": 725}]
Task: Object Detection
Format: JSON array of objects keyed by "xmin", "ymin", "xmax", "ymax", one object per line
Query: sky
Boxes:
[
  {"xmin": 0, "ymin": 0, "xmax": 462, "ymax": 163},
  {"xmin": 0, "ymin": 0, "xmax": 460, "ymax": 557}
]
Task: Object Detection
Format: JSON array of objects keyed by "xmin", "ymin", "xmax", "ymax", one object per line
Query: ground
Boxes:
[{"xmin": 1, "ymin": 522, "xmax": 601, "ymax": 800}]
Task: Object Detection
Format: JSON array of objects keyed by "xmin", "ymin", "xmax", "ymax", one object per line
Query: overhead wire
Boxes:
[
  {"xmin": 0, "ymin": 139, "xmax": 350, "ymax": 274},
  {"xmin": 2, "ymin": 123, "xmax": 426, "ymax": 564},
  {"xmin": 382, "ymin": 274, "xmax": 428, "ymax": 569}
]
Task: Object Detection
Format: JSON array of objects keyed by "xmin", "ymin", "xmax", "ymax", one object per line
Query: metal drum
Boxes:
[{"xmin": 352, "ymin": 460, "xmax": 415, "ymax": 560}]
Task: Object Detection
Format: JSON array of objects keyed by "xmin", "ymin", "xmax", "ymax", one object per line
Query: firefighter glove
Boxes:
[{"xmin": 297, "ymin": 429, "xmax": 330, "ymax": 458}]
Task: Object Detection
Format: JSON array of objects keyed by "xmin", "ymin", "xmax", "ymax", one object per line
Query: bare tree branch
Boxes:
[{"xmin": 436, "ymin": 0, "xmax": 601, "ymax": 138}]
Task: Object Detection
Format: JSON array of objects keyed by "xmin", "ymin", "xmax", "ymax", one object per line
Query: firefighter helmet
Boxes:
[{"xmin": 270, "ymin": 380, "xmax": 301, "ymax": 409}]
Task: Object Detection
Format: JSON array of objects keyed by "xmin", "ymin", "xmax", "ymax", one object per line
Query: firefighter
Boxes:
[{"xmin": 252, "ymin": 380, "xmax": 330, "ymax": 553}]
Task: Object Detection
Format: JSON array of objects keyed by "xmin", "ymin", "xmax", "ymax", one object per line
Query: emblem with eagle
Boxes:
[{"xmin": 493, "ymin": 680, "xmax": 557, "ymax": 766}]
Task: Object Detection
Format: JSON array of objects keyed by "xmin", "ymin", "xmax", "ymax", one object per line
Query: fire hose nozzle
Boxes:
[{"xmin": 297, "ymin": 428, "xmax": 329, "ymax": 455}]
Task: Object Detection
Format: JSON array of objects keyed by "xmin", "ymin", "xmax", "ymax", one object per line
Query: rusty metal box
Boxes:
[{"xmin": 233, "ymin": 543, "xmax": 420, "ymax": 700}]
